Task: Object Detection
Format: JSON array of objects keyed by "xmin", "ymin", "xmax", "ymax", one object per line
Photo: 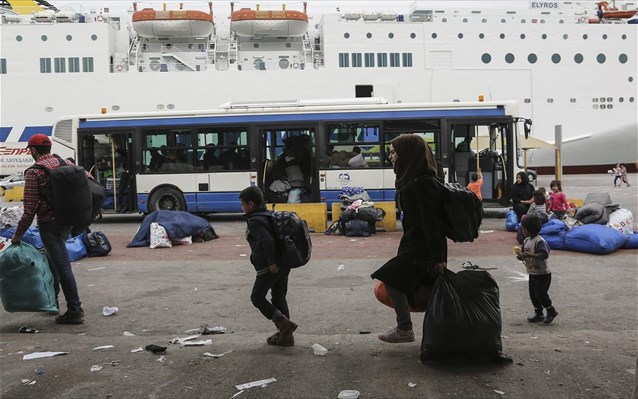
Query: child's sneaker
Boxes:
[
  {"xmin": 378, "ymin": 327, "xmax": 415, "ymax": 343},
  {"xmin": 543, "ymin": 307, "xmax": 558, "ymax": 324}
]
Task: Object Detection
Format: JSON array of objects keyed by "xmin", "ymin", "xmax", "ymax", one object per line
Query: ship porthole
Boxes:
[
  {"xmin": 618, "ymin": 54, "xmax": 628, "ymax": 64},
  {"xmin": 41, "ymin": 35, "xmax": 47, "ymax": 42},
  {"xmin": 66, "ymin": 35, "xmax": 72, "ymax": 41},
  {"xmin": 597, "ymin": 54, "xmax": 606, "ymax": 64},
  {"xmin": 366, "ymin": 33, "xmax": 372, "ymax": 38},
  {"xmin": 528, "ymin": 53, "xmax": 537, "ymax": 64},
  {"xmin": 602, "ymin": 34, "xmax": 608, "ymax": 40},
  {"xmin": 481, "ymin": 53, "xmax": 491, "ymax": 64},
  {"xmin": 505, "ymin": 53, "xmax": 515, "ymax": 63},
  {"xmin": 574, "ymin": 54, "xmax": 583, "ymax": 64},
  {"xmin": 551, "ymin": 53, "xmax": 561, "ymax": 64},
  {"xmin": 344, "ymin": 33, "xmax": 350, "ymax": 39},
  {"xmin": 629, "ymin": 77, "xmax": 634, "ymax": 82},
  {"xmin": 431, "ymin": 33, "xmax": 437, "ymax": 39},
  {"xmin": 16, "ymin": 35, "xmax": 22, "ymax": 42}
]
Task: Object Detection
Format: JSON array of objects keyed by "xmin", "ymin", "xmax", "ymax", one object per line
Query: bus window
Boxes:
[
  {"xmin": 325, "ymin": 123, "xmax": 380, "ymax": 168},
  {"xmin": 196, "ymin": 127, "xmax": 249, "ymax": 171},
  {"xmin": 383, "ymin": 120, "xmax": 440, "ymax": 167}
]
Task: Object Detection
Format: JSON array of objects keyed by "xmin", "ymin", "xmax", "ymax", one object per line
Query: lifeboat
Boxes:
[
  {"xmin": 132, "ymin": 7, "xmax": 214, "ymax": 38},
  {"xmin": 596, "ymin": 1, "xmax": 638, "ymax": 20},
  {"xmin": 230, "ymin": 3, "xmax": 308, "ymax": 37}
]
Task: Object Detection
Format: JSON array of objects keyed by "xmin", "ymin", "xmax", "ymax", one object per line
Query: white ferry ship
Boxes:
[{"xmin": 1, "ymin": 0, "xmax": 636, "ymax": 176}]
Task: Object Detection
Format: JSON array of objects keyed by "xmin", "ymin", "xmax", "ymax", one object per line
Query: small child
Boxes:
[
  {"xmin": 548, "ymin": 180, "xmax": 571, "ymax": 219},
  {"xmin": 467, "ymin": 168, "xmax": 483, "ymax": 200},
  {"xmin": 526, "ymin": 190, "xmax": 549, "ymax": 223},
  {"xmin": 239, "ymin": 186, "xmax": 298, "ymax": 346},
  {"xmin": 515, "ymin": 215, "xmax": 558, "ymax": 324}
]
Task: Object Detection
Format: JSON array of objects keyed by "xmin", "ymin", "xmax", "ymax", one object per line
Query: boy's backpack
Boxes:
[
  {"xmin": 252, "ymin": 211, "xmax": 312, "ymax": 268},
  {"xmin": 82, "ymin": 231, "xmax": 112, "ymax": 257},
  {"xmin": 30, "ymin": 156, "xmax": 93, "ymax": 232},
  {"xmin": 437, "ymin": 180, "xmax": 483, "ymax": 243}
]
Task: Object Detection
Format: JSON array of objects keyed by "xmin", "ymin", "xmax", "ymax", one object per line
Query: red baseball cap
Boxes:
[{"xmin": 27, "ymin": 134, "xmax": 52, "ymax": 147}]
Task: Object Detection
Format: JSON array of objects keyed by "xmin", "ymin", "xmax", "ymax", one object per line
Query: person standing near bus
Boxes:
[
  {"xmin": 372, "ymin": 134, "xmax": 447, "ymax": 344},
  {"xmin": 467, "ymin": 168, "xmax": 483, "ymax": 200},
  {"xmin": 11, "ymin": 134, "xmax": 85, "ymax": 324}
]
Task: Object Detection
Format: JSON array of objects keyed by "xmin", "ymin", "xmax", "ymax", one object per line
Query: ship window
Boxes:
[
  {"xmin": 344, "ymin": 33, "xmax": 350, "ymax": 39},
  {"xmin": 66, "ymin": 35, "xmax": 72, "ymax": 41},
  {"xmin": 559, "ymin": 19, "xmax": 564, "ymax": 23},
  {"xmin": 431, "ymin": 33, "xmax": 437, "ymax": 39},
  {"xmin": 602, "ymin": 34, "xmax": 608, "ymax": 40},
  {"xmin": 338, "ymin": 53, "xmax": 349, "ymax": 67},
  {"xmin": 479, "ymin": 33, "xmax": 485, "ymax": 39},
  {"xmin": 68, "ymin": 57, "xmax": 80, "ymax": 72},
  {"xmin": 54, "ymin": 57, "xmax": 66, "ymax": 73},
  {"xmin": 364, "ymin": 53, "xmax": 375, "ymax": 67},
  {"xmin": 622, "ymin": 34, "xmax": 627, "ymax": 40},
  {"xmin": 500, "ymin": 18, "xmax": 506, "ymax": 23},
  {"xmin": 389, "ymin": 53, "xmax": 400, "ymax": 67},
  {"xmin": 458, "ymin": 33, "xmax": 463, "ymax": 39},
  {"xmin": 16, "ymin": 35, "xmax": 22, "ymax": 42},
  {"xmin": 607, "ymin": 97, "xmax": 613, "ymax": 102},
  {"xmin": 91, "ymin": 34, "xmax": 98, "ymax": 41},
  {"xmin": 463, "ymin": 18, "xmax": 468, "ymax": 23},
  {"xmin": 82, "ymin": 57, "xmax": 94, "ymax": 72},
  {"xmin": 552, "ymin": 54, "xmax": 561, "ymax": 64},
  {"xmin": 482, "ymin": 18, "xmax": 487, "ymax": 23},
  {"xmin": 597, "ymin": 54, "xmax": 606, "ymax": 64},
  {"xmin": 402, "ymin": 53, "xmax": 413, "ymax": 67},
  {"xmin": 563, "ymin": 34, "xmax": 568, "ymax": 39},
  {"xmin": 528, "ymin": 53, "xmax": 537, "ymax": 64},
  {"xmin": 377, "ymin": 53, "xmax": 388, "ymax": 67},
  {"xmin": 41, "ymin": 35, "xmax": 47, "ymax": 42},
  {"xmin": 352, "ymin": 53, "xmax": 363, "ymax": 67},
  {"xmin": 521, "ymin": 19, "xmax": 526, "ymax": 23},
  {"xmin": 253, "ymin": 43, "xmax": 259, "ymax": 48},
  {"xmin": 608, "ymin": 104, "xmax": 613, "ymax": 109},
  {"xmin": 0, "ymin": 58, "xmax": 6, "ymax": 74},
  {"xmin": 167, "ymin": 104, "xmax": 175, "ymax": 109},
  {"xmin": 505, "ymin": 53, "xmax": 515, "ymax": 63},
  {"xmin": 481, "ymin": 53, "xmax": 491, "ymax": 64},
  {"xmin": 540, "ymin": 19, "xmax": 546, "ymax": 23},
  {"xmin": 39, "ymin": 58, "xmax": 52, "ymax": 73},
  {"xmin": 366, "ymin": 33, "xmax": 372, "ymax": 38},
  {"xmin": 500, "ymin": 33, "xmax": 505, "ymax": 39},
  {"xmin": 157, "ymin": 104, "xmax": 165, "ymax": 110},
  {"xmin": 570, "ymin": 98, "xmax": 576, "ymax": 103},
  {"xmin": 600, "ymin": 97, "xmax": 606, "ymax": 102},
  {"xmin": 520, "ymin": 33, "xmax": 526, "ymax": 39},
  {"xmin": 524, "ymin": 99, "xmax": 531, "ymax": 103},
  {"xmin": 547, "ymin": 98, "xmax": 554, "ymax": 103},
  {"xmin": 600, "ymin": 104, "xmax": 606, "ymax": 109},
  {"xmin": 583, "ymin": 34, "xmax": 588, "ymax": 39},
  {"xmin": 619, "ymin": 97, "xmax": 624, "ymax": 102},
  {"xmin": 112, "ymin": 105, "xmax": 120, "ymax": 111},
  {"xmin": 285, "ymin": 43, "xmax": 291, "ymax": 48},
  {"xmin": 388, "ymin": 33, "xmax": 395, "ymax": 39},
  {"xmin": 619, "ymin": 54, "xmax": 628, "ymax": 64},
  {"xmin": 279, "ymin": 58, "xmax": 290, "ymax": 69},
  {"xmin": 630, "ymin": 97, "xmax": 635, "ymax": 103},
  {"xmin": 542, "ymin": 34, "xmax": 547, "ymax": 39},
  {"xmin": 442, "ymin": 18, "xmax": 447, "ymax": 22},
  {"xmin": 592, "ymin": 98, "xmax": 598, "ymax": 102},
  {"xmin": 630, "ymin": 77, "xmax": 634, "ymax": 82},
  {"xmin": 574, "ymin": 53, "xmax": 584, "ymax": 63},
  {"xmin": 592, "ymin": 104, "xmax": 598, "ymax": 109},
  {"xmin": 45, "ymin": 107, "xmax": 53, "ymax": 112},
  {"xmin": 410, "ymin": 33, "xmax": 416, "ymax": 39}
]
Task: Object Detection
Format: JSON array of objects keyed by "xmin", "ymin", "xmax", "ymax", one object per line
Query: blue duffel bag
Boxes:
[
  {"xmin": 621, "ymin": 232, "xmax": 638, "ymax": 249},
  {"xmin": 505, "ymin": 210, "xmax": 519, "ymax": 232},
  {"xmin": 0, "ymin": 243, "xmax": 58, "ymax": 313},
  {"xmin": 0, "ymin": 226, "xmax": 44, "ymax": 249},
  {"xmin": 66, "ymin": 235, "xmax": 87, "ymax": 262},
  {"xmin": 564, "ymin": 224, "xmax": 628, "ymax": 254}
]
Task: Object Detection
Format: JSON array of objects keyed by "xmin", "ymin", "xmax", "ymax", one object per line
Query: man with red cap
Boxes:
[{"xmin": 11, "ymin": 133, "xmax": 85, "ymax": 324}]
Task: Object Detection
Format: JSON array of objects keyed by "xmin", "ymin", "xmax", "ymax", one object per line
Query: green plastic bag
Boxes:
[{"xmin": 0, "ymin": 243, "xmax": 57, "ymax": 313}]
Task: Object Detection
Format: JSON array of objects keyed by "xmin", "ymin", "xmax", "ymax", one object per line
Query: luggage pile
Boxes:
[{"xmin": 325, "ymin": 187, "xmax": 386, "ymax": 237}]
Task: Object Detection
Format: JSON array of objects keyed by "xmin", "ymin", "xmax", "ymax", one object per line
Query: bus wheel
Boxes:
[{"xmin": 149, "ymin": 187, "xmax": 186, "ymax": 212}]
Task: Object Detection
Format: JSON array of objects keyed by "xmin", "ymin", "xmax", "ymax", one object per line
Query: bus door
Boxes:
[
  {"xmin": 259, "ymin": 125, "xmax": 320, "ymax": 204},
  {"xmin": 321, "ymin": 122, "xmax": 386, "ymax": 205},
  {"xmin": 78, "ymin": 130, "xmax": 135, "ymax": 213}
]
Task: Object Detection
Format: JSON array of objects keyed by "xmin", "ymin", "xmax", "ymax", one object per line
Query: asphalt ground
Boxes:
[{"xmin": 0, "ymin": 174, "xmax": 636, "ymax": 399}]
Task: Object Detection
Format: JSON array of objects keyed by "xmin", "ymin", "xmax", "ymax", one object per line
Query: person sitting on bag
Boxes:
[
  {"xmin": 371, "ymin": 134, "xmax": 447, "ymax": 344},
  {"xmin": 239, "ymin": 186, "xmax": 298, "ymax": 346}
]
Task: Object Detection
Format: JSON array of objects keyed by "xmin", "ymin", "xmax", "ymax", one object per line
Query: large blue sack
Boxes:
[
  {"xmin": 0, "ymin": 243, "xmax": 58, "ymax": 313},
  {"xmin": 564, "ymin": 224, "xmax": 628, "ymax": 254},
  {"xmin": 621, "ymin": 232, "xmax": 638, "ymax": 249},
  {"xmin": 505, "ymin": 210, "xmax": 519, "ymax": 232},
  {"xmin": 127, "ymin": 210, "xmax": 212, "ymax": 248},
  {"xmin": 540, "ymin": 219, "xmax": 567, "ymax": 235},
  {"xmin": 0, "ymin": 226, "xmax": 44, "ymax": 249},
  {"xmin": 66, "ymin": 235, "xmax": 87, "ymax": 262}
]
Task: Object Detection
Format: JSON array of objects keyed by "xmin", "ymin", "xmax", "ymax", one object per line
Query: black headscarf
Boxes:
[
  {"xmin": 391, "ymin": 135, "xmax": 438, "ymax": 192},
  {"xmin": 512, "ymin": 171, "xmax": 535, "ymax": 203}
]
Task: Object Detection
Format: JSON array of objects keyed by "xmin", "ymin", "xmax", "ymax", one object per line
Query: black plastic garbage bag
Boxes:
[{"xmin": 421, "ymin": 269, "xmax": 505, "ymax": 362}]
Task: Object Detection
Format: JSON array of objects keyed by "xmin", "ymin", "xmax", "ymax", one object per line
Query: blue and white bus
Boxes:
[{"xmin": 51, "ymin": 98, "xmax": 530, "ymax": 213}]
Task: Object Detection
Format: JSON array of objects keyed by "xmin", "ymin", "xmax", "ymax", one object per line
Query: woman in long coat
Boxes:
[
  {"xmin": 511, "ymin": 171, "xmax": 535, "ymax": 221},
  {"xmin": 371, "ymin": 134, "xmax": 447, "ymax": 343}
]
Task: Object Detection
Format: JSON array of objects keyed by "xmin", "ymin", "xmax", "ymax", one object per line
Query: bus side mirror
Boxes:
[{"xmin": 524, "ymin": 119, "xmax": 532, "ymax": 139}]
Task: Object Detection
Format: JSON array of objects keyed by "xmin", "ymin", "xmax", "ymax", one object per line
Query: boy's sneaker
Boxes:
[
  {"xmin": 543, "ymin": 307, "xmax": 558, "ymax": 324},
  {"xmin": 55, "ymin": 309, "xmax": 84, "ymax": 324},
  {"xmin": 378, "ymin": 327, "xmax": 415, "ymax": 343},
  {"xmin": 267, "ymin": 331, "xmax": 294, "ymax": 346}
]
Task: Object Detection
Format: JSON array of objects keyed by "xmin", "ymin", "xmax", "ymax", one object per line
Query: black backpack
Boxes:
[
  {"xmin": 252, "ymin": 211, "xmax": 312, "ymax": 268},
  {"xmin": 30, "ymin": 156, "xmax": 93, "ymax": 232},
  {"xmin": 437, "ymin": 180, "xmax": 483, "ymax": 243},
  {"xmin": 82, "ymin": 231, "xmax": 112, "ymax": 257}
]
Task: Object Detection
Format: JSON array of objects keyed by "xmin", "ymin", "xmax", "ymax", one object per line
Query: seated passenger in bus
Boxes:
[
  {"xmin": 347, "ymin": 146, "xmax": 368, "ymax": 168},
  {"xmin": 328, "ymin": 146, "xmax": 367, "ymax": 168},
  {"xmin": 237, "ymin": 148, "xmax": 251, "ymax": 170},
  {"xmin": 221, "ymin": 142, "xmax": 241, "ymax": 170},
  {"xmin": 148, "ymin": 149, "xmax": 165, "ymax": 172},
  {"xmin": 203, "ymin": 145, "xmax": 222, "ymax": 170}
]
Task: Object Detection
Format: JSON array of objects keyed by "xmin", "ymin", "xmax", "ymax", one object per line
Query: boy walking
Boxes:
[
  {"xmin": 515, "ymin": 215, "xmax": 558, "ymax": 324},
  {"xmin": 240, "ymin": 186, "xmax": 298, "ymax": 346}
]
